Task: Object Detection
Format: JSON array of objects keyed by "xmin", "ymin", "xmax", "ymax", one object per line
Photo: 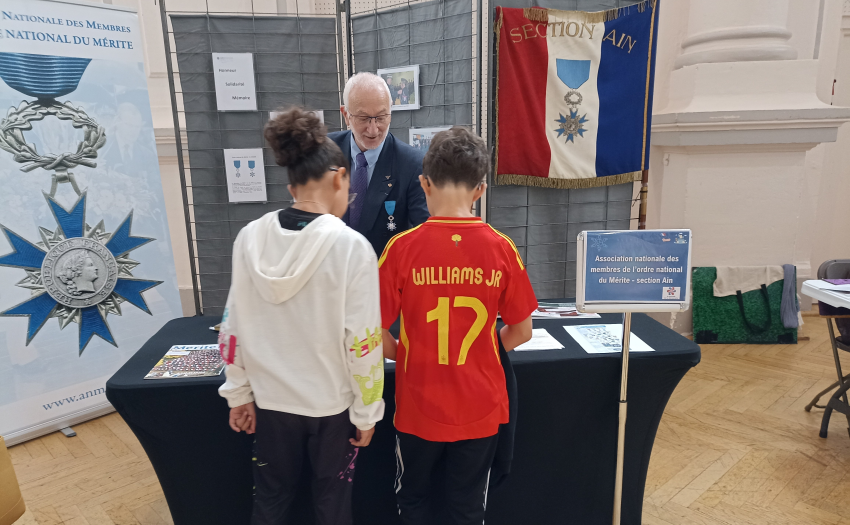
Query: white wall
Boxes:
[
  {"xmin": 810, "ymin": 5, "xmax": 850, "ymax": 275},
  {"xmin": 647, "ymin": 0, "xmax": 850, "ymax": 335}
]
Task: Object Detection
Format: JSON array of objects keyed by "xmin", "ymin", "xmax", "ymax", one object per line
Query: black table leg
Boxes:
[{"xmin": 819, "ymin": 378, "xmax": 850, "ymax": 439}]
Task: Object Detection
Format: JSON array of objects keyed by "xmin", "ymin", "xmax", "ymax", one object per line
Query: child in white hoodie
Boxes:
[{"xmin": 218, "ymin": 107, "xmax": 385, "ymax": 525}]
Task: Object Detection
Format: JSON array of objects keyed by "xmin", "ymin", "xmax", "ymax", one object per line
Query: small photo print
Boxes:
[
  {"xmin": 377, "ymin": 65, "xmax": 420, "ymax": 111},
  {"xmin": 662, "ymin": 286, "xmax": 681, "ymax": 300},
  {"xmin": 409, "ymin": 126, "xmax": 451, "ymax": 152}
]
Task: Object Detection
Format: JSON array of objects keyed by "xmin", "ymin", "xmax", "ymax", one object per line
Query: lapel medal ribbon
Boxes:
[{"xmin": 385, "ymin": 201, "xmax": 397, "ymax": 231}]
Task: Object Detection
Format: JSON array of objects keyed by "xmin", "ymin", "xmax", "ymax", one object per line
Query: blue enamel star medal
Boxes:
[
  {"xmin": 0, "ymin": 193, "xmax": 161, "ymax": 352},
  {"xmin": 0, "ymin": 52, "xmax": 162, "ymax": 353},
  {"xmin": 554, "ymin": 59, "xmax": 592, "ymax": 144}
]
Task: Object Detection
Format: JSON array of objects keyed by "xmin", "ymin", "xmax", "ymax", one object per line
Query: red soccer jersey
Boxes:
[{"xmin": 379, "ymin": 216, "xmax": 538, "ymax": 442}]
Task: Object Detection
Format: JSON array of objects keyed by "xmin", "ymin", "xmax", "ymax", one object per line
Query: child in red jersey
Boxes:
[{"xmin": 379, "ymin": 127, "xmax": 537, "ymax": 525}]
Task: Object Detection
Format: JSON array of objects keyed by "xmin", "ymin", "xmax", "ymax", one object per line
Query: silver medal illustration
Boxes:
[
  {"xmin": 0, "ymin": 193, "xmax": 161, "ymax": 353},
  {"xmin": 0, "ymin": 52, "xmax": 162, "ymax": 353},
  {"xmin": 42, "ymin": 238, "xmax": 119, "ymax": 309}
]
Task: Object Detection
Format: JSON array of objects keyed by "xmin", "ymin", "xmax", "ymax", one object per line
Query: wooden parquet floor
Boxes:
[{"xmin": 6, "ymin": 316, "xmax": 850, "ymax": 524}]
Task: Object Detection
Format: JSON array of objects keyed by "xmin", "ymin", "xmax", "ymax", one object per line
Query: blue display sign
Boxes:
[{"xmin": 577, "ymin": 230, "xmax": 692, "ymax": 312}]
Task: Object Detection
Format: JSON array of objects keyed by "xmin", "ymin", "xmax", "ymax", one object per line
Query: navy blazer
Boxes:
[{"xmin": 329, "ymin": 130, "xmax": 430, "ymax": 256}]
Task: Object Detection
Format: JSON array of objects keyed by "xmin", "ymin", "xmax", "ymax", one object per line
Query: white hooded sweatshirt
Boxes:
[{"xmin": 218, "ymin": 211, "xmax": 385, "ymax": 430}]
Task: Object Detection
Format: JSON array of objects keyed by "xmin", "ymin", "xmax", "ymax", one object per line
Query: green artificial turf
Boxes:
[{"xmin": 692, "ymin": 267, "xmax": 797, "ymax": 345}]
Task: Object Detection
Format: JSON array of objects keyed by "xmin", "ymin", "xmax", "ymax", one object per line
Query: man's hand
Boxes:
[
  {"xmin": 229, "ymin": 402, "xmax": 256, "ymax": 434},
  {"xmin": 350, "ymin": 426, "xmax": 375, "ymax": 447}
]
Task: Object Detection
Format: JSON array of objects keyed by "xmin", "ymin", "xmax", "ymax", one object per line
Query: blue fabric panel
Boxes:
[{"xmin": 595, "ymin": 4, "xmax": 658, "ymax": 177}]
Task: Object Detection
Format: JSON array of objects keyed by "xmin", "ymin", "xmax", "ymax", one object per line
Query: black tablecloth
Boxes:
[{"xmin": 107, "ymin": 307, "xmax": 699, "ymax": 525}]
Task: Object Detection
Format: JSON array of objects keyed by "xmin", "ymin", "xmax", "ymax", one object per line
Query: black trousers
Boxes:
[
  {"xmin": 394, "ymin": 431, "xmax": 499, "ymax": 525},
  {"xmin": 252, "ymin": 408, "xmax": 358, "ymax": 525}
]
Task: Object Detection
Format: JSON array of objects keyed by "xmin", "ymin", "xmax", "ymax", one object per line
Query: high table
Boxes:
[
  {"xmin": 801, "ymin": 280, "xmax": 850, "ymax": 437},
  {"xmin": 106, "ymin": 307, "xmax": 699, "ymax": 525},
  {"xmin": 801, "ymin": 280, "xmax": 850, "ymax": 311}
]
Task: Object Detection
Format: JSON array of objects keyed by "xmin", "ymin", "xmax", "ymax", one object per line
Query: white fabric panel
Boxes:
[{"xmin": 544, "ymin": 14, "xmax": 604, "ymax": 180}]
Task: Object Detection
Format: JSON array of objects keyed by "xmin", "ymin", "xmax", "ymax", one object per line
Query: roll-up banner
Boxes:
[{"xmin": 0, "ymin": 0, "xmax": 182, "ymax": 444}]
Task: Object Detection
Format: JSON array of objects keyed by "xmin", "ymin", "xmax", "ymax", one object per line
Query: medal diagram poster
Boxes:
[
  {"xmin": 224, "ymin": 148, "xmax": 267, "ymax": 203},
  {"xmin": 0, "ymin": 0, "xmax": 182, "ymax": 441}
]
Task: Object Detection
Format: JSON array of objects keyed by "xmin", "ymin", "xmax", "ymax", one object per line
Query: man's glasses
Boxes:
[{"xmin": 351, "ymin": 114, "xmax": 390, "ymax": 125}]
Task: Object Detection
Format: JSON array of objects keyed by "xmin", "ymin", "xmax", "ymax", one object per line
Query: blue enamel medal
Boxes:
[
  {"xmin": 385, "ymin": 201, "xmax": 397, "ymax": 231},
  {"xmin": 554, "ymin": 59, "xmax": 591, "ymax": 144},
  {"xmin": 0, "ymin": 53, "xmax": 162, "ymax": 353}
]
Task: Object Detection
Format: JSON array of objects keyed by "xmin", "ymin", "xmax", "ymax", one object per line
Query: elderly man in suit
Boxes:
[{"xmin": 330, "ymin": 72, "xmax": 429, "ymax": 255}]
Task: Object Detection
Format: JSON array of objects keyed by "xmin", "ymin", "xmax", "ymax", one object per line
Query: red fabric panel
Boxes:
[{"xmin": 495, "ymin": 7, "xmax": 551, "ymax": 179}]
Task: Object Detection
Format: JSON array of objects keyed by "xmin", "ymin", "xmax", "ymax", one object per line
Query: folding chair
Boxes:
[{"xmin": 804, "ymin": 260, "xmax": 850, "ymax": 438}]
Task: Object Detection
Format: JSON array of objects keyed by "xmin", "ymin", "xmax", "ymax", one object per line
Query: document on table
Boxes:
[
  {"xmin": 807, "ymin": 279, "xmax": 850, "ymax": 293},
  {"xmin": 514, "ymin": 328, "xmax": 565, "ymax": 351},
  {"xmin": 532, "ymin": 302, "xmax": 601, "ymax": 319},
  {"xmin": 564, "ymin": 324, "xmax": 654, "ymax": 354},
  {"xmin": 499, "ymin": 302, "xmax": 600, "ymax": 320}
]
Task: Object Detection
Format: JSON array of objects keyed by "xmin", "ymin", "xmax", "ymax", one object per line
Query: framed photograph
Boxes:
[
  {"xmin": 408, "ymin": 126, "xmax": 451, "ymax": 153},
  {"xmin": 377, "ymin": 65, "xmax": 420, "ymax": 111}
]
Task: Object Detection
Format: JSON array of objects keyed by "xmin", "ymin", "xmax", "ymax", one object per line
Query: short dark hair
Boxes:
[
  {"xmin": 422, "ymin": 126, "xmax": 490, "ymax": 189},
  {"xmin": 263, "ymin": 106, "xmax": 349, "ymax": 186}
]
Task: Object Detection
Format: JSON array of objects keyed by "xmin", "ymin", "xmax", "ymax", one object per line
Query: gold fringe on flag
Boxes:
[
  {"xmin": 522, "ymin": 0, "xmax": 657, "ymax": 24},
  {"xmin": 522, "ymin": 7, "xmax": 548, "ymax": 22},
  {"xmin": 495, "ymin": 172, "xmax": 642, "ymax": 189}
]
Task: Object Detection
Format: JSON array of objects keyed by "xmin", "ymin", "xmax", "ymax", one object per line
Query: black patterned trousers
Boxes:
[{"xmin": 252, "ymin": 408, "xmax": 358, "ymax": 525}]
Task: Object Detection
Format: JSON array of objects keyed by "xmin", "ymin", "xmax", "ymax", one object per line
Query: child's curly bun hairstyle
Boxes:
[{"xmin": 263, "ymin": 107, "xmax": 349, "ymax": 185}]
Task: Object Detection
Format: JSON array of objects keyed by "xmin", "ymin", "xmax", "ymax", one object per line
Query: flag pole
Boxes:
[
  {"xmin": 638, "ymin": 169, "xmax": 649, "ymax": 230},
  {"xmin": 616, "ymin": 169, "xmax": 645, "ymax": 521},
  {"xmin": 612, "ymin": 312, "xmax": 632, "ymax": 525}
]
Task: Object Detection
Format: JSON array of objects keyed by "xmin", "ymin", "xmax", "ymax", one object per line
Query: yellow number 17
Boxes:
[{"xmin": 426, "ymin": 296, "xmax": 488, "ymax": 365}]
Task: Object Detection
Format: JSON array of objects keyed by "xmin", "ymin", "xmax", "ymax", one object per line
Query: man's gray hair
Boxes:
[{"xmin": 343, "ymin": 72, "xmax": 393, "ymax": 110}]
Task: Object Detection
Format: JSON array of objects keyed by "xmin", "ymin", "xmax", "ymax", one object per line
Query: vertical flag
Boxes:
[{"xmin": 495, "ymin": 1, "xmax": 660, "ymax": 188}]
